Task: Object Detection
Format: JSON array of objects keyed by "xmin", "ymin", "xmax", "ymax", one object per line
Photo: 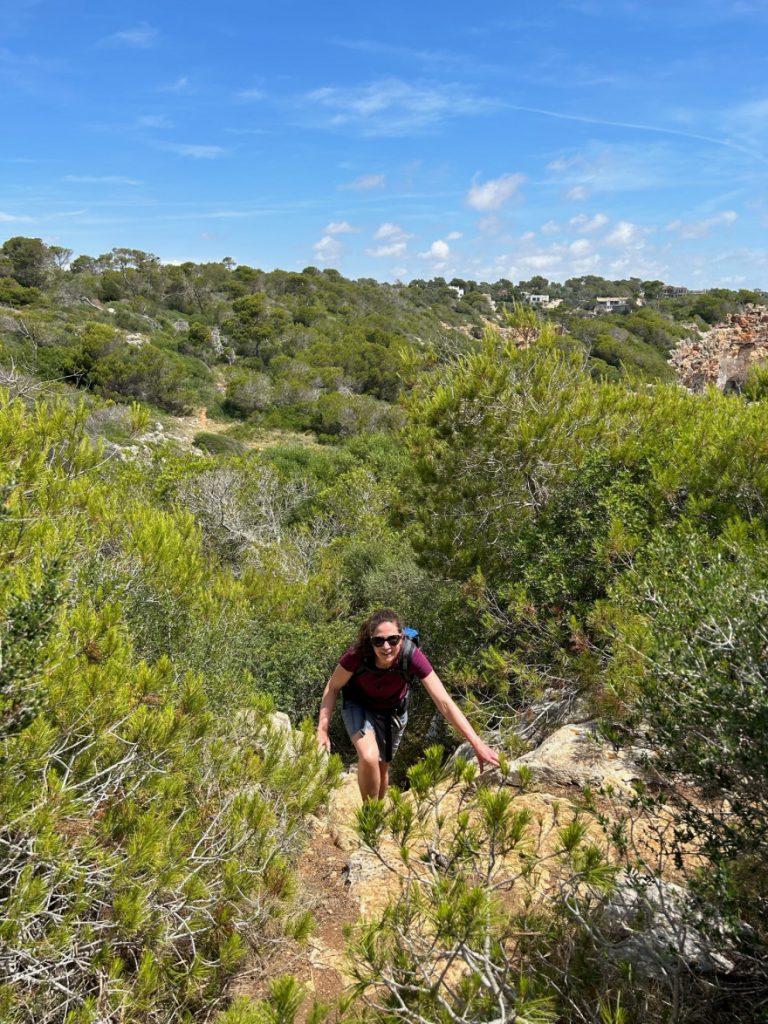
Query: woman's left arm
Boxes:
[{"xmin": 421, "ymin": 671, "xmax": 500, "ymax": 772}]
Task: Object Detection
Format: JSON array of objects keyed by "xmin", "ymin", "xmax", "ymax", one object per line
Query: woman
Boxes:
[{"xmin": 316, "ymin": 608, "xmax": 500, "ymax": 801}]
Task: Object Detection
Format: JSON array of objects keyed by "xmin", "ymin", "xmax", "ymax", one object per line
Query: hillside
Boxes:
[
  {"xmin": 2, "ymin": 237, "xmax": 768, "ymax": 1024},
  {"xmin": 4, "ymin": 236, "xmax": 763, "ymax": 445}
]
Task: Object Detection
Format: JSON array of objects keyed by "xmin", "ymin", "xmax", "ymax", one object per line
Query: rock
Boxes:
[
  {"xmin": 210, "ymin": 326, "xmax": 224, "ymax": 355},
  {"xmin": 172, "ymin": 319, "xmax": 189, "ymax": 332},
  {"xmin": 327, "ymin": 772, "xmax": 362, "ymax": 852},
  {"xmin": 600, "ymin": 872, "xmax": 737, "ymax": 976},
  {"xmin": 504, "ymin": 721, "xmax": 646, "ymax": 793},
  {"xmin": 0, "ymin": 315, "xmax": 20, "ymax": 333},
  {"xmin": 124, "ymin": 332, "xmax": 147, "ymax": 347},
  {"xmin": 670, "ymin": 304, "xmax": 768, "ymax": 392}
]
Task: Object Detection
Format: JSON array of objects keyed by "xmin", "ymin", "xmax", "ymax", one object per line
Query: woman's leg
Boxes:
[
  {"xmin": 378, "ymin": 761, "xmax": 390, "ymax": 799},
  {"xmin": 352, "ymin": 729, "xmax": 382, "ymax": 801}
]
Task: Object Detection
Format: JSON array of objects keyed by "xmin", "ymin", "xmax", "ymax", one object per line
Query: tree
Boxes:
[{"xmin": 1, "ymin": 236, "xmax": 51, "ymax": 287}]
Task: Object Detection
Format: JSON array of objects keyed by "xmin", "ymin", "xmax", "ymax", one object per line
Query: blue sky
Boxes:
[{"xmin": 1, "ymin": 0, "xmax": 766, "ymax": 287}]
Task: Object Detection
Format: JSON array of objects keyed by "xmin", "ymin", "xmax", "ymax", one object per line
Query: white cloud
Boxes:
[
  {"xmin": 100, "ymin": 22, "xmax": 157, "ymax": 47},
  {"xmin": 366, "ymin": 242, "xmax": 407, "ymax": 257},
  {"xmin": 63, "ymin": 175, "xmax": 141, "ymax": 185},
  {"xmin": 519, "ymin": 231, "xmax": 536, "ymax": 242},
  {"xmin": 666, "ymin": 210, "xmax": 738, "ymax": 239},
  {"xmin": 547, "ymin": 156, "xmax": 572, "ymax": 172},
  {"xmin": 325, "ymin": 221, "xmax": 356, "ymax": 234},
  {"xmin": 466, "ymin": 172, "xmax": 525, "ymax": 211},
  {"xmin": 167, "ymin": 76, "xmax": 188, "ymax": 93},
  {"xmin": 569, "ymin": 212, "xmax": 608, "ymax": 232},
  {"xmin": 238, "ymin": 88, "xmax": 267, "ymax": 101},
  {"xmin": 604, "ymin": 220, "xmax": 647, "ymax": 246},
  {"xmin": 373, "ymin": 222, "xmax": 413, "ymax": 242},
  {"xmin": 446, "ymin": 231, "xmax": 463, "ymax": 240},
  {"xmin": 564, "ymin": 184, "xmax": 589, "ymax": 201},
  {"xmin": 420, "ymin": 239, "xmax": 451, "ymax": 260},
  {"xmin": 313, "ymin": 235, "xmax": 342, "ymax": 263},
  {"xmin": 541, "ymin": 220, "xmax": 560, "ymax": 235},
  {"xmin": 303, "ymin": 78, "xmax": 498, "ymax": 136},
  {"xmin": 569, "ymin": 238, "xmax": 592, "ymax": 256},
  {"xmin": 0, "ymin": 211, "xmax": 34, "ymax": 222},
  {"xmin": 136, "ymin": 114, "xmax": 171, "ymax": 129},
  {"xmin": 339, "ymin": 173, "xmax": 385, "ymax": 191},
  {"xmin": 166, "ymin": 144, "xmax": 227, "ymax": 159},
  {"xmin": 520, "ymin": 253, "xmax": 562, "ymax": 271}
]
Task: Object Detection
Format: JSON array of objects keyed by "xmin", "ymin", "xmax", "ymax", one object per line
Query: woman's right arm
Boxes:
[{"xmin": 316, "ymin": 664, "xmax": 352, "ymax": 753}]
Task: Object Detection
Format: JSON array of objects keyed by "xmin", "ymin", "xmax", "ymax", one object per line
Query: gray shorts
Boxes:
[{"xmin": 341, "ymin": 701, "xmax": 408, "ymax": 763}]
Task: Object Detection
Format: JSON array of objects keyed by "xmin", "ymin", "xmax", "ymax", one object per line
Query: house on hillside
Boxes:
[
  {"xmin": 594, "ymin": 296, "xmax": 629, "ymax": 314},
  {"xmin": 662, "ymin": 285, "xmax": 689, "ymax": 298},
  {"xmin": 523, "ymin": 293, "xmax": 549, "ymax": 305}
]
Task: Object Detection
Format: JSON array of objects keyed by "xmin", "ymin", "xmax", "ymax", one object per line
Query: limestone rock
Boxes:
[
  {"xmin": 504, "ymin": 721, "xmax": 645, "ymax": 793},
  {"xmin": 601, "ymin": 872, "xmax": 737, "ymax": 976},
  {"xmin": 670, "ymin": 304, "xmax": 768, "ymax": 392}
]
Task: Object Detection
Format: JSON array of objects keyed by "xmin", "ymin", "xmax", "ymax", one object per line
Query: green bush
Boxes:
[
  {"xmin": 193, "ymin": 430, "xmax": 246, "ymax": 455},
  {"xmin": 0, "ymin": 391, "xmax": 341, "ymax": 1022}
]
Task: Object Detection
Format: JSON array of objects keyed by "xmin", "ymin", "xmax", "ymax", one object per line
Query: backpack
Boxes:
[{"xmin": 344, "ymin": 627, "xmax": 421, "ymax": 761}]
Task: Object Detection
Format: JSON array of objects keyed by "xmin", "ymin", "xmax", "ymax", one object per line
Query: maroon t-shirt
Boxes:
[{"xmin": 339, "ymin": 645, "xmax": 433, "ymax": 711}]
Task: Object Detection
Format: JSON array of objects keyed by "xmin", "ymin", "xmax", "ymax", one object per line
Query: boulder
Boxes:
[
  {"xmin": 504, "ymin": 721, "xmax": 646, "ymax": 793},
  {"xmin": 600, "ymin": 872, "xmax": 737, "ymax": 976}
]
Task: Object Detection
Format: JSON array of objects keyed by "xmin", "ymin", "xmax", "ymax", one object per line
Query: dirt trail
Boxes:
[
  {"xmin": 160, "ymin": 407, "xmax": 321, "ymax": 452},
  {"xmin": 229, "ymin": 774, "xmax": 364, "ymax": 1021}
]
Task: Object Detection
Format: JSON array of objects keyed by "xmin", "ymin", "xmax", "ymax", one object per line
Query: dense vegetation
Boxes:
[{"xmin": 2, "ymin": 234, "xmax": 767, "ymax": 1022}]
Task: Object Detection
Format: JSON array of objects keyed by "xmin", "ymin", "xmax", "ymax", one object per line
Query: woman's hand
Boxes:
[
  {"xmin": 317, "ymin": 730, "xmax": 331, "ymax": 754},
  {"xmin": 472, "ymin": 739, "xmax": 500, "ymax": 774}
]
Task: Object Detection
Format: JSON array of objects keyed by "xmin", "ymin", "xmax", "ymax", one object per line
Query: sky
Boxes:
[{"xmin": 1, "ymin": 0, "xmax": 766, "ymax": 288}]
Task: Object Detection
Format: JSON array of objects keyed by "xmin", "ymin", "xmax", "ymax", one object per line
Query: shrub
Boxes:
[{"xmin": 193, "ymin": 430, "xmax": 246, "ymax": 455}]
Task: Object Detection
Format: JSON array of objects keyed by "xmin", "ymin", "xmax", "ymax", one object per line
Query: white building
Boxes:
[{"xmin": 595, "ymin": 296, "xmax": 629, "ymax": 314}]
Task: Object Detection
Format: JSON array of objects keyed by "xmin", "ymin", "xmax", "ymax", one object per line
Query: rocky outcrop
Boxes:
[
  {"xmin": 670, "ymin": 304, "xmax": 768, "ymax": 391},
  {"xmin": 501, "ymin": 721, "xmax": 648, "ymax": 793}
]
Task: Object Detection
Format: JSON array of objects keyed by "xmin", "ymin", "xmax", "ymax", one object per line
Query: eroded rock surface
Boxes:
[{"xmin": 670, "ymin": 304, "xmax": 768, "ymax": 391}]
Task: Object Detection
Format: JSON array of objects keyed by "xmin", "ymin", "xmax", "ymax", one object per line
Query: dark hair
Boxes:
[{"xmin": 353, "ymin": 608, "xmax": 403, "ymax": 661}]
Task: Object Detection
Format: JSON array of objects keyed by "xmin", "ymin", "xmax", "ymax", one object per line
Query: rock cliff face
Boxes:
[{"xmin": 670, "ymin": 304, "xmax": 768, "ymax": 391}]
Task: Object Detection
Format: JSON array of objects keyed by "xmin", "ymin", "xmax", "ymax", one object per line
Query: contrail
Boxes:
[{"xmin": 503, "ymin": 103, "xmax": 768, "ymax": 165}]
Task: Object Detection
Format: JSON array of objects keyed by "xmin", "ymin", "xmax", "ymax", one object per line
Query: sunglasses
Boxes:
[{"xmin": 371, "ymin": 634, "xmax": 402, "ymax": 648}]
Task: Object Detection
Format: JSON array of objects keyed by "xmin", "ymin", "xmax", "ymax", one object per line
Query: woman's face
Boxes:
[{"xmin": 371, "ymin": 620, "xmax": 403, "ymax": 667}]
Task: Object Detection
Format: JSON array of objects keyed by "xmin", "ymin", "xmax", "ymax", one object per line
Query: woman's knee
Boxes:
[{"xmin": 354, "ymin": 732, "xmax": 381, "ymax": 767}]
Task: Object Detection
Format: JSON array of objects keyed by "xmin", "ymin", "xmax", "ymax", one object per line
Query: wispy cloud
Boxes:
[
  {"xmin": 339, "ymin": 173, "xmax": 385, "ymax": 191},
  {"xmin": 164, "ymin": 76, "xmax": 189, "ymax": 93},
  {"xmin": 569, "ymin": 212, "xmax": 608, "ymax": 232},
  {"xmin": 603, "ymin": 220, "xmax": 651, "ymax": 246},
  {"xmin": 334, "ymin": 38, "xmax": 508, "ymax": 76},
  {"xmin": 0, "ymin": 46, "xmax": 66, "ymax": 93},
  {"xmin": 100, "ymin": 22, "xmax": 158, "ymax": 48},
  {"xmin": 666, "ymin": 210, "xmax": 738, "ymax": 239},
  {"xmin": 509, "ymin": 101, "xmax": 768, "ymax": 164},
  {"xmin": 373, "ymin": 222, "xmax": 412, "ymax": 241},
  {"xmin": 0, "ymin": 211, "xmax": 34, "ymax": 222},
  {"xmin": 165, "ymin": 143, "xmax": 228, "ymax": 159},
  {"xmin": 466, "ymin": 173, "xmax": 525, "ymax": 211},
  {"xmin": 136, "ymin": 114, "xmax": 171, "ymax": 129},
  {"xmin": 366, "ymin": 242, "xmax": 408, "ymax": 258},
  {"xmin": 302, "ymin": 77, "xmax": 499, "ymax": 136},
  {"xmin": 237, "ymin": 88, "xmax": 267, "ymax": 101},
  {"xmin": 326, "ymin": 221, "xmax": 357, "ymax": 234},
  {"xmin": 64, "ymin": 175, "xmax": 142, "ymax": 186}
]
